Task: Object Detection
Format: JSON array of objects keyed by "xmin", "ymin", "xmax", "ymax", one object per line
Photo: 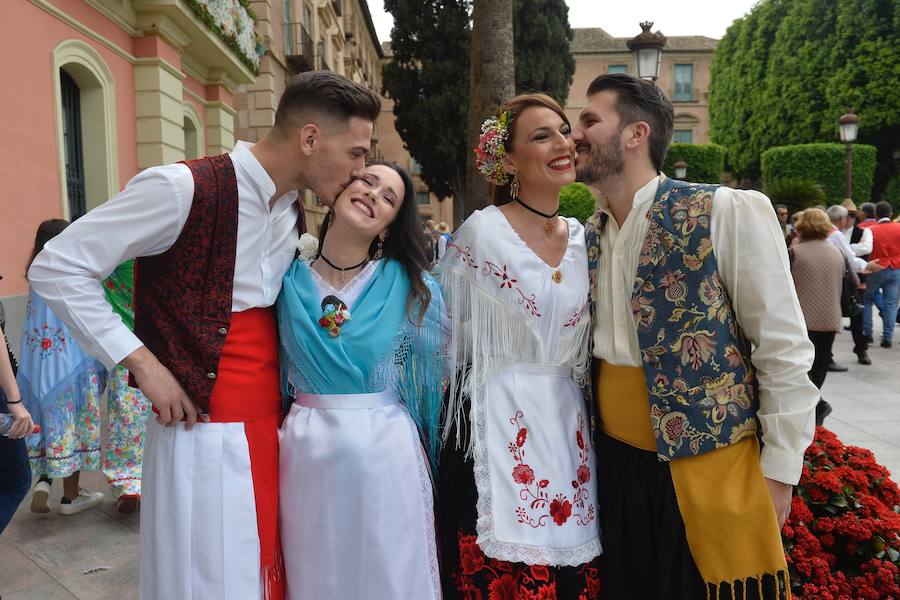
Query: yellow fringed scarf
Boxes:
[{"xmin": 596, "ymin": 361, "xmax": 790, "ymax": 599}]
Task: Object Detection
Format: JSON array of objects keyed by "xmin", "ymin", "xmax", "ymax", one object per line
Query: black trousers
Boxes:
[
  {"xmin": 808, "ymin": 330, "xmax": 836, "ymax": 390},
  {"xmin": 0, "ymin": 392, "xmax": 31, "ymax": 534},
  {"xmin": 850, "ymin": 309, "xmax": 868, "ymax": 355},
  {"xmin": 597, "ymin": 434, "xmax": 783, "ymax": 600}
]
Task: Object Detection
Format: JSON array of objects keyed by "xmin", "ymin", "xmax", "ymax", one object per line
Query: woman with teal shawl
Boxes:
[{"xmin": 276, "ymin": 163, "xmax": 445, "ymax": 599}]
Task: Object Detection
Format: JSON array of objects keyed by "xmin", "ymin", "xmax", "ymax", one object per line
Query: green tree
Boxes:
[
  {"xmin": 382, "ymin": 0, "xmax": 471, "ymax": 201},
  {"xmin": 708, "ymin": 0, "xmax": 899, "ymax": 194},
  {"xmin": 513, "ymin": 0, "xmax": 575, "ymax": 104},
  {"xmin": 382, "ymin": 0, "xmax": 576, "ymax": 222}
]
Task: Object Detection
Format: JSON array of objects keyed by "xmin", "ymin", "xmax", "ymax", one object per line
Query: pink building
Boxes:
[{"xmin": 0, "ymin": 0, "xmax": 260, "ymax": 350}]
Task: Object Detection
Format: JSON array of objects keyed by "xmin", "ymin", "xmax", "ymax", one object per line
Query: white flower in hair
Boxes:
[{"xmin": 296, "ymin": 233, "xmax": 319, "ymax": 261}]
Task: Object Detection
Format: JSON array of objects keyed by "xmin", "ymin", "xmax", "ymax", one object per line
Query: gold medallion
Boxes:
[{"xmin": 552, "ymin": 270, "xmax": 563, "ymax": 284}]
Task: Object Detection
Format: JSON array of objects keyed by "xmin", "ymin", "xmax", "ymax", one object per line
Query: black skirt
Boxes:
[
  {"xmin": 596, "ymin": 433, "xmax": 784, "ymax": 600},
  {"xmin": 437, "ymin": 417, "xmax": 601, "ymax": 599}
]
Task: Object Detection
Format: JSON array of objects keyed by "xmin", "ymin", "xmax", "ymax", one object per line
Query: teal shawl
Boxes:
[{"xmin": 276, "ymin": 259, "xmax": 446, "ymax": 469}]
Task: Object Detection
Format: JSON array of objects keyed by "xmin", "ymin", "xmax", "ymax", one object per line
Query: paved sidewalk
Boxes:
[{"xmin": 1, "ymin": 319, "xmax": 898, "ymax": 600}]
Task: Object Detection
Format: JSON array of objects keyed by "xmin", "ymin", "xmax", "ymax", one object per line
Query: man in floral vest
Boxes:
[
  {"xmin": 572, "ymin": 73, "xmax": 818, "ymax": 599},
  {"xmin": 29, "ymin": 71, "xmax": 381, "ymax": 599}
]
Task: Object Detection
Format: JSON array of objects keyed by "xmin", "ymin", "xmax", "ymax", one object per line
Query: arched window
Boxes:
[
  {"xmin": 53, "ymin": 40, "xmax": 118, "ymax": 219},
  {"xmin": 183, "ymin": 103, "xmax": 205, "ymax": 160},
  {"xmin": 60, "ymin": 70, "xmax": 86, "ymax": 219}
]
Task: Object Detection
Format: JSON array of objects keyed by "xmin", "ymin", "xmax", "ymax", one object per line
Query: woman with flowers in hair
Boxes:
[
  {"xmin": 276, "ymin": 162, "xmax": 446, "ymax": 599},
  {"xmin": 435, "ymin": 93, "xmax": 601, "ymax": 598}
]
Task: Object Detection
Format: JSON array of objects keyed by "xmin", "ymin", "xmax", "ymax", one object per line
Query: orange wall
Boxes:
[{"xmin": 0, "ymin": 0, "xmax": 138, "ymax": 297}]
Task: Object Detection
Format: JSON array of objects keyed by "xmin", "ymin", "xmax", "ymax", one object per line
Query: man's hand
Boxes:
[
  {"xmin": 122, "ymin": 347, "xmax": 208, "ymax": 429},
  {"xmin": 864, "ymin": 259, "xmax": 884, "ymax": 274},
  {"xmin": 765, "ymin": 477, "xmax": 793, "ymax": 529}
]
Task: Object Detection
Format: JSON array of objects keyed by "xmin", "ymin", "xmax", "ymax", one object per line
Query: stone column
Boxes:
[
  {"xmin": 205, "ymin": 84, "xmax": 237, "ymax": 154},
  {"xmin": 133, "ymin": 35, "xmax": 185, "ymax": 168}
]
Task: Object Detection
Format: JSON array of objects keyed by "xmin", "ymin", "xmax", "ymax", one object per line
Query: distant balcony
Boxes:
[
  {"xmin": 284, "ymin": 22, "xmax": 314, "ymax": 73},
  {"xmin": 332, "ymin": 0, "xmax": 342, "ymax": 17}
]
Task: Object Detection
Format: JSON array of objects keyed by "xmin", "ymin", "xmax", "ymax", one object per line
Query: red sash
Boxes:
[{"xmin": 208, "ymin": 307, "xmax": 284, "ymax": 600}]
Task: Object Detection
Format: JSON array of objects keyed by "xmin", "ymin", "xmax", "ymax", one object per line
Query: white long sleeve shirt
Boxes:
[
  {"xmin": 28, "ymin": 142, "xmax": 301, "ymax": 369},
  {"xmin": 591, "ymin": 176, "xmax": 817, "ymax": 485},
  {"xmin": 828, "ymin": 228, "xmax": 867, "ymax": 272},
  {"xmin": 851, "ymin": 227, "xmax": 873, "ymax": 257}
]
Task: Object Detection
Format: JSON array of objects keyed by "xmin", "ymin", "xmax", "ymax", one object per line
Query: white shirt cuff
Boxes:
[{"xmin": 760, "ymin": 443, "xmax": 805, "ymax": 485}]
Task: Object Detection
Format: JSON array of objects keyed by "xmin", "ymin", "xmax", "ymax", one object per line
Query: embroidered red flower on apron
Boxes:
[{"xmin": 507, "ymin": 410, "xmax": 595, "ymax": 528}]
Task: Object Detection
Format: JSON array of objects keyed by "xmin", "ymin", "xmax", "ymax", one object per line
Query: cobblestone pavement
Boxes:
[{"xmin": 1, "ymin": 318, "xmax": 898, "ymax": 600}]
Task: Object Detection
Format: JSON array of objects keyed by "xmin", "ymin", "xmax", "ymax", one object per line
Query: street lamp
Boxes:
[
  {"xmin": 627, "ymin": 21, "xmax": 667, "ymax": 82},
  {"xmin": 838, "ymin": 110, "xmax": 860, "ymax": 201},
  {"xmin": 674, "ymin": 160, "xmax": 687, "ymax": 179}
]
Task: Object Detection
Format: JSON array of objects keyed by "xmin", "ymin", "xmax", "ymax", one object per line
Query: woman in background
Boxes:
[{"xmin": 19, "ymin": 220, "xmax": 106, "ymax": 515}]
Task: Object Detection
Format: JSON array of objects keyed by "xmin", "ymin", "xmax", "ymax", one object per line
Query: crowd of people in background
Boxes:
[{"xmin": 781, "ymin": 199, "xmax": 900, "ymax": 426}]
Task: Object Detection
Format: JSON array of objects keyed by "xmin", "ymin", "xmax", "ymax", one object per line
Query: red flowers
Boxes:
[
  {"xmin": 40, "ymin": 337, "xmax": 52, "ymax": 350},
  {"xmin": 577, "ymin": 465, "xmax": 591, "ymax": 485},
  {"xmin": 458, "ymin": 533, "xmax": 485, "ymax": 575},
  {"xmin": 549, "ymin": 496, "xmax": 572, "ymax": 526},
  {"xmin": 783, "ymin": 427, "xmax": 900, "ymax": 599},
  {"xmin": 512, "ymin": 464, "xmax": 535, "ymax": 486},
  {"xmin": 516, "ymin": 427, "xmax": 528, "ymax": 448}
]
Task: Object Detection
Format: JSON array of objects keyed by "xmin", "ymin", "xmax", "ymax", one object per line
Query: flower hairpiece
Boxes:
[{"xmin": 474, "ymin": 110, "xmax": 512, "ymax": 186}]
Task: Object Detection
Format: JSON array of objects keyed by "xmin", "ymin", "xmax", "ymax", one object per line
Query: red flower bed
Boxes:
[{"xmin": 783, "ymin": 427, "xmax": 900, "ymax": 599}]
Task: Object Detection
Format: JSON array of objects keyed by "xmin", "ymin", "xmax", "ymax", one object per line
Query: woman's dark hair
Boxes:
[
  {"xmin": 317, "ymin": 162, "xmax": 432, "ymax": 323},
  {"xmin": 26, "ymin": 219, "xmax": 69, "ymax": 274},
  {"xmin": 586, "ymin": 73, "xmax": 674, "ymax": 173},
  {"xmin": 490, "ymin": 93, "xmax": 571, "ymax": 206}
]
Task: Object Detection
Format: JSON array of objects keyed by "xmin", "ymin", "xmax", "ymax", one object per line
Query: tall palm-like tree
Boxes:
[{"xmin": 462, "ymin": 0, "xmax": 514, "ymax": 221}]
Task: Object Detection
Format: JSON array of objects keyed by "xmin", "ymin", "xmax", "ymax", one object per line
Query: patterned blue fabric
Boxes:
[
  {"xmin": 277, "ymin": 259, "xmax": 446, "ymax": 469},
  {"xmin": 586, "ymin": 177, "xmax": 759, "ymax": 460}
]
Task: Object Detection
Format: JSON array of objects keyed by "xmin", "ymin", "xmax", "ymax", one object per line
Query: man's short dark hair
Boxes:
[
  {"xmin": 274, "ymin": 70, "xmax": 381, "ymax": 136},
  {"xmin": 586, "ymin": 73, "xmax": 674, "ymax": 172},
  {"xmin": 875, "ymin": 201, "xmax": 893, "ymax": 219},
  {"xmin": 775, "ymin": 204, "xmax": 788, "ymax": 211},
  {"xmin": 859, "ymin": 202, "xmax": 876, "ymax": 219}
]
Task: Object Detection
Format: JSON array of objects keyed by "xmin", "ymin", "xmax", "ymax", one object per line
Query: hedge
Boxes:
[
  {"xmin": 881, "ymin": 173, "xmax": 900, "ymax": 213},
  {"xmin": 662, "ymin": 143, "xmax": 726, "ymax": 184},
  {"xmin": 761, "ymin": 143, "xmax": 877, "ymax": 204},
  {"xmin": 558, "ymin": 183, "xmax": 596, "ymax": 223}
]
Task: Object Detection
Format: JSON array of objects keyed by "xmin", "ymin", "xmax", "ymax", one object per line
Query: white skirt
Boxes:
[
  {"xmin": 279, "ymin": 390, "xmax": 441, "ymax": 600},
  {"xmin": 140, "ymin": 418, "xmax": 262, "ymax": 600}
]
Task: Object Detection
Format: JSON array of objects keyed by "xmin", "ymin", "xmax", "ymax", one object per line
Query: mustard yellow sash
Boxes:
[{"xmin": 596, "ymin": 360, "xmax": 790, "ymax": 599}]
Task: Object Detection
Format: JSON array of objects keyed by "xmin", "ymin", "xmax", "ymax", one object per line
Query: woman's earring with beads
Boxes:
[{"xmin": 509, "ymin": 173, "xmax": 520, "ymax": 199}]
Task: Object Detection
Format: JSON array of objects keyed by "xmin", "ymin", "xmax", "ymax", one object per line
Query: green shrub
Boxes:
[
  {"xmin": 559, "ymin": 183, "xmax": 596, "ymax": 223},
  {"xmin": 881, "ymin": 173, "xmax": 900, "ymax": 213},
  {"xmin": 662, "ymin": 143, "xmax": 726, "ymax": 184},
  {"xmin": 761, "ymin": 143, "xmax": 876, "ymax": 204},
  {"xmin": 763, "ymin": 178, "xmax": 827, "ymax": 213}
]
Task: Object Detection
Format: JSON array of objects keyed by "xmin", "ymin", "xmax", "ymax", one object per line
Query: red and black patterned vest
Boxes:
[{"xmin": 130, "ymin": 154, "xmax": 305, "ymax": 411}]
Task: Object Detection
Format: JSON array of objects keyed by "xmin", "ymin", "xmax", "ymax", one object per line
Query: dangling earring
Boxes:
[
  {"xmin": 373, "ymin": 235, "xmax": 384, "ymax": 260},
  {"xmin": 509, "ymin": 173, "xmax": 520, "ymax": 199}
]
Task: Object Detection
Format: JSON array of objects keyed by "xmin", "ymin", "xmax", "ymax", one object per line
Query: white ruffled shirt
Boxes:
[{"xmin": 591, "ymin": 176, "xmax": 818, "ymax": 485}]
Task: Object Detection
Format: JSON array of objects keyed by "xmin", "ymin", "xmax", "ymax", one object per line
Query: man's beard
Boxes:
[{"xmin": 575, "ymin": 132, "xmax": 624, "ymax": 187}]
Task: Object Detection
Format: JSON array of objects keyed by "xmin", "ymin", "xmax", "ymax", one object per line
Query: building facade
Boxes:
[
  {"xmin": 235, "ymin": 1, "xmax": 453, "ymax": 231},
  {"xmin": 0, "ymin": 0, "xmax": 259, "ymax": 354},
  {"xmin": 568, "ymin": 27, "xmax": 717, "ymax": 144}
]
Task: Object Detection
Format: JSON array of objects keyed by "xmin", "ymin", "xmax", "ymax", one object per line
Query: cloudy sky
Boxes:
[{"xmin": 366, "ymin": 0, "xmax": 760, "ymax": 43}]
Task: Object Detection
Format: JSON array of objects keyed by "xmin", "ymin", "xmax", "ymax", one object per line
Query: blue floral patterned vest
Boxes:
[{"xmin": 586, "ymin": 176, "xmax": 760, "ymax": 460}]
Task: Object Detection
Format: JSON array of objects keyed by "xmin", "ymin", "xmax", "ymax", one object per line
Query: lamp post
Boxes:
[
  {"xmin": 627, "ymin": 21, "xmax": 667, "ymax": 82},
  {"xmin": 674, "ymin": 160, "xmax": 687, "ymax": 180},
  {"xmin": 838, "ymin": 110, "xmax": 859, "ymax": 201}
]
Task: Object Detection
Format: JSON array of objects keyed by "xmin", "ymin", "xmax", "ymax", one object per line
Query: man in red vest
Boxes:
[
  {"xmin": 865, "ymin": 201, "xmax": 900, "ymax": 348},
  {"xmin": 28, "ymin": 71, "xmax": 381, "ymax": 599}
]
